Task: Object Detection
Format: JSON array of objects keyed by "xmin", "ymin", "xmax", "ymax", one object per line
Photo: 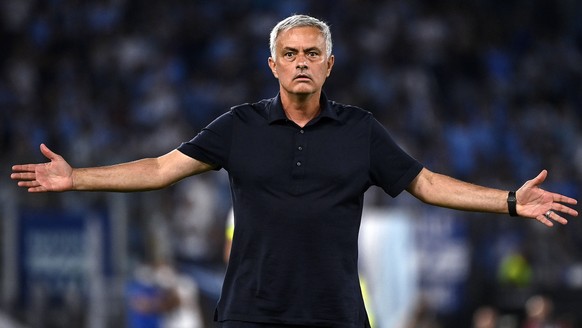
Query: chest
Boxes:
[{"xmin": 227, "ymin": 119, "xmax": 370, "ymax": 192}]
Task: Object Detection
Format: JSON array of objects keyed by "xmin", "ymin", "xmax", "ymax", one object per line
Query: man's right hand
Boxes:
[{"xmin": 11, "ymin": 143, "xmax": 74, "ymax": 192}]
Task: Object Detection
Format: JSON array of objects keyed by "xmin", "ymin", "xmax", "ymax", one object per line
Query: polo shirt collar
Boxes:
[{"xmin": 267, "ymin": 92, "xmax": 340, "ymax": 124}]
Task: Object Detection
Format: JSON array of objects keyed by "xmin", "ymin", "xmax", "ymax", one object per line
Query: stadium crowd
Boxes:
[{"xmin": 2, "ymin": 0, "xmax": 582, "ymax": 327}]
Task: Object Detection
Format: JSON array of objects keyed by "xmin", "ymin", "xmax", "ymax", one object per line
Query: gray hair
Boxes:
[{"xmin": 269, "ymin": 14, "xmax": 333, "ymax": 60}]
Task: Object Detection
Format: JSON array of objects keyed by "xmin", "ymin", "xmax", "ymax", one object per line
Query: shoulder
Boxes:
[
  {"xmin": 327, "ymin": 99, "xmax": 374, "ymax": 123},
  {"xmin": 229, "ymin": 98, "xmax": 272, "ymax": 120},
  {"xmin": 230, "ymin": 98, "xmax": 272, "ymax": 113}
]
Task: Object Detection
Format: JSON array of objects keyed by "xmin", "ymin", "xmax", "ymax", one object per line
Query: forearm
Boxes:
[
  {"xmin": 408, "ymin": 168, "xmax": 509, "ymax": 214},
  {"xmin": 72, "ymin": 158, "xmax": 171, "ymax": 192}
]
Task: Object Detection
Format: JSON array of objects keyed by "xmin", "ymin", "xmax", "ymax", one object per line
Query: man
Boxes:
[{"xmin": 11, "ymin": 15, "xmax": 578, "ymax": 328}]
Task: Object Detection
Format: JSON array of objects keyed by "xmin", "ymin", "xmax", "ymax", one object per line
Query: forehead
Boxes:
[{"xmin": 276, "ymin": 26, "xmax": 325, "ymax": 49}]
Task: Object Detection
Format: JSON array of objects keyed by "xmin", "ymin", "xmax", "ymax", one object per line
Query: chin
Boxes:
[{"xmin": 292, "ymin": 86, "xmax": 317, "ymax": 95}]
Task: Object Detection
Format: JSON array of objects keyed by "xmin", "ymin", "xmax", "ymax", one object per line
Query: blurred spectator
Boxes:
[
  {"xmin": 126, "ymin": 262, "xmax": 204, "ymax": 328},
  {"xmin": 521, "ymin": 295, "xmax": 557, "ymax": 328},
  {"xmin": 472, "ymin": 306, "xmax": 498, "ymax": 328},
  {"xmin": 406, "ymin": 297, "xmax": 441, "ymax": 328},
  {"xmin": 126, "ymin": 263, "xmax": 177, "ymax": 328}
]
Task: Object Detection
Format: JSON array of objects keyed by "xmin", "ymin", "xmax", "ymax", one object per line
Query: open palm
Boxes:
[
  {"xmin": 516, "ymin": 170, "xmax": 578, "ymax": 226},
  {"xmin": 11, "ymin": 144, "xmax": 74, "ymax": 192}
]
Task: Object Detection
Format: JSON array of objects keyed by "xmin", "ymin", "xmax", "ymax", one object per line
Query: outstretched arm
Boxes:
[
  {"xmin": 406, "ymin": 168, "xmax": 578, "ymax": 227},
  {"xmin": 11, "ymin": 143, "xmax": 214, "ymax": 192}
]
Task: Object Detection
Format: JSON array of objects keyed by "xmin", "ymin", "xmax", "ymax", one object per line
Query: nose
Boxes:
[
  {"xmin": 296, "ymin": 53, "xmax": 308, "ymax": 70},
  {"xmin": 297, "ymin": 63, "xmax": 308, "ymax": 70}
]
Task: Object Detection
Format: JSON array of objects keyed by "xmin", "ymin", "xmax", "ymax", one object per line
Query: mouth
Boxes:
[{"xmin": 294, "ymin": 74, "xmax": 312, "ymax": 81}]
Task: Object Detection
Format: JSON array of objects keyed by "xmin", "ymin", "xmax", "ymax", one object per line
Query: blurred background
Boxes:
[{"xmin": 1, "ymin": 0, "xmax": 582, "ymax": 327}]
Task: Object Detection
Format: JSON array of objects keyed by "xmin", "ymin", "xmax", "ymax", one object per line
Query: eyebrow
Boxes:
[{"xmin": 281, "ymin": 46, "xmax": 322, "ymax": 53}]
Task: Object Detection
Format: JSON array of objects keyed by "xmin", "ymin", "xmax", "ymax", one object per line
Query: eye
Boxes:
[
  {"xmin": 284, "ymin": 52, "xmax": 295, "ymax": 59},
  {"xmin": 307, "ymin": 51, "xmax": 318, "ymax": 57}
]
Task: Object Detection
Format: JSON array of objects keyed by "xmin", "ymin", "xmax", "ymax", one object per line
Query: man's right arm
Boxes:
[{"xmin": 11, "ymin": 144, "xmax": 214, "ymax": 193}]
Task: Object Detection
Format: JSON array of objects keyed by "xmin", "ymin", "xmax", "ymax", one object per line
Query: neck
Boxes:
[{"xmin": 280, "ymin": 91, "xmax": 321, "ymax": 127}]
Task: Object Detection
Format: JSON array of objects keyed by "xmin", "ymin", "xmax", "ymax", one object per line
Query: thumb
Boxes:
[
  {"xmin": 530, "ymin": 169, "xmax": 548, "ymax": 187},
  {"xmin": 40, "ymin": 143, "xmax": 60, "ymax": 161}
]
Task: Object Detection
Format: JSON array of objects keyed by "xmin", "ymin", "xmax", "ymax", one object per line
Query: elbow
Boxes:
[{"xmin": 146, "ymin": 158, "xmax": 177, "ymax": 191}]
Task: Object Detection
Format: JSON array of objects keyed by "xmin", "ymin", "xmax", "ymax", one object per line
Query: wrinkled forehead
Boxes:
[{"xmin": 275, "ymin": 26, "xmax": 327, "ymax": 50}]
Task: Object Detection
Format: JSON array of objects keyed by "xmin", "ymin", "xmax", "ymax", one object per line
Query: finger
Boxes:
[
  {"xmin": 548, "ymin": 211, "xmax": 568, "ymax": 225},
  {"xmin": 40, "ymin": 143, "xmax": 60, "ymax": 161},
  {"xmin": 28, "ymin": 186, "xmax": 48, "ymax": 193},
  {"xmin": 536, "ymin": 214, "xmax": 554, "ymax": 227},
  {"xmin": 553, "ymin": 193, "xmax": 578, "ymax": 205},
  {"xmin": 12, "ymin": 164, "xmax": 38, "ymax": 173},
  {"xmin": 10, "ymin": 172, "xmax": 37, "ymax": 181},
  {"xmin": 18, "ymin": 180, "xmax": 40, "ymax": 188},
  {"xmin": 553, "ymin": 203, "xmax": 578, "ymax": 217},
  {"xmin": 529, "ymin": 169, "xmax": 548, "ymax": 186}
]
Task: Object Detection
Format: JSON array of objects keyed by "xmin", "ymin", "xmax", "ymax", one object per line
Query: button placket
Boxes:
[{"xmin": 292, "ymin": 128, "xmax": 306, "ymax": 177}]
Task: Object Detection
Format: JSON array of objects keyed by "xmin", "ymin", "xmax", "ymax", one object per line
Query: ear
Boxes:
[
  {"xmin": 268, "ymin": 57, "xmax": 278, "ymax": 78},
  {"xmin": 326, "ymin": 55, "xmax": 335, "ymax": 77}
]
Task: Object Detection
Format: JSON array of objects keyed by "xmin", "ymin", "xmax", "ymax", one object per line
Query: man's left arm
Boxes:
[{"xmin": 406, "ymin": 168, "xmax": 578, "ymax": 227}]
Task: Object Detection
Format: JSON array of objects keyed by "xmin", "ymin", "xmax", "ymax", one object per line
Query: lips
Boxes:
[{"xmin": 294, "ymin": 74, "xmax": 311, "ymax": 81}]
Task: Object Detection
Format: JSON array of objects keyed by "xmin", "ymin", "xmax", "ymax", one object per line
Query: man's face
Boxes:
[{"xmin": 268, "ymin": 26, "xmax": 334, "ymax": 97}]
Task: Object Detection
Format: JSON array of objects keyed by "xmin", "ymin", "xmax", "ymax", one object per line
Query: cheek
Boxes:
[
  {"xmin": 318, "ymin": 66, "xmax": 330, "ymax": 79},
  {"xmin": 278, "ymin": 68, "xmax": 294, "ymax": 80}
]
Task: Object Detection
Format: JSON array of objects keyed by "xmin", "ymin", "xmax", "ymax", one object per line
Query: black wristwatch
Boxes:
[{"xmin": 507, "ymin": 191, "xmax": 518, "ymax": 217}]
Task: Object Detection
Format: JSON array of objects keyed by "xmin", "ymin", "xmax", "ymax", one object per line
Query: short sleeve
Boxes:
[
  {"xmin": 177, "ymin": 111, "xmax": 233, "ymax": 170},
  {"xmin": 369, "ymin": 118, "xmax": 423, "ymax": 197}
]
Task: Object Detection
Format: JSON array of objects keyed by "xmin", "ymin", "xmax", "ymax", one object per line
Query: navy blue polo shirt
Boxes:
[{"xmin": 177, "ymin": 93, "xmax": 423, "ymax": 327}]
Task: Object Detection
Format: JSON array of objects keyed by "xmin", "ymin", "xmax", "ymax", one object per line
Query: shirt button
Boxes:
[
  {"xmin": 296, "ymin": 161, "xmax": 302, "ymax": 166},
  {"xmin": 300, "ymin": 130, "xmax": 304, "ymax": 134},
  {"xmin": 298, "ymin": 146, "xmax": 303, "ymax": 151}
]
